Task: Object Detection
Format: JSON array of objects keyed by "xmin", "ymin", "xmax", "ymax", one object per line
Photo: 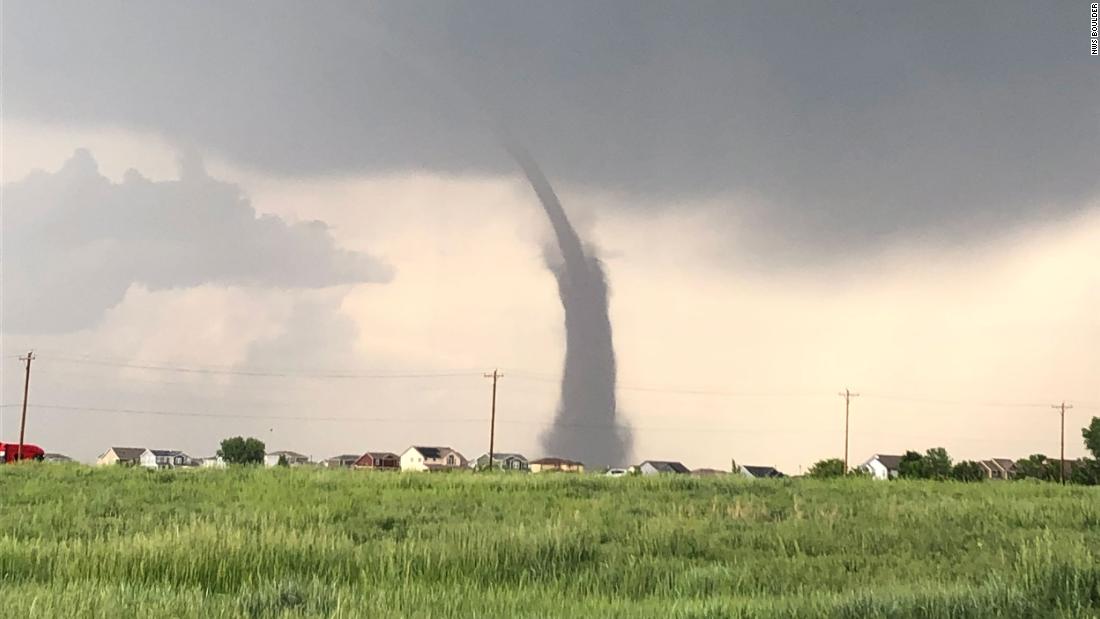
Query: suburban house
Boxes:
[
  {"xmin": 264, "ymin": 451, "xmax": 310, "ymax": 467},
  {"xmin": 636, "ymin": 460, "xmax": 690, "ymax": 475},
  {"xmin": 860, "ymin": 454, "xmax": 904, "ymax": 480},
  {"xmin": 737, "ymin": 464, "xmax": 786, "ymax": 479},
  {"xmin": 354, "ymin": 452, "xmax": 400, "ymax": 471},
  {"xmin": 43, "ymin": 453, "xmax": 73, "ymax": 463},
  {"xmin": 199, "ymin": 456, "xmax": 227, "ymax": 468},
  {"xmin": 140, "ymin": 449, "xmax": 193, "ymax": 469},
  {"xmin": 529, "ymin": 457, "xmax": 584, "ymax": 473},
  {"xmin": 96, "ymin": 447, "xmax": 146, "ymax": 466},
  {"xmin": 979, "ymin": 458, "xmax": 1016, "ymax": 480},
  {"xmin": 691, "ymin": 468, "xmax": 728, "ymax": 476},
  {"xmin": 400, "ymin": 446, "xmax": 467, "ymax": 472},
  {"xmin": 323, "ymin": 454, "xmax": 361, "ymax": 468},
  {"xmin": 473, "ymin": 452, "xmax": 530, "ymax": 471}
]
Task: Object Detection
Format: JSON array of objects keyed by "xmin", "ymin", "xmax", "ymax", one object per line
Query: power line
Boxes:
[
  {"xmin": 862, "ymin": 392, "xmax": 1052, "ymax": 409},
  {"xmin": 39, "ymin": 355, "xmax": 481, "ymax": 380},
  {"xmin": 0, "ymin": 402, "xmax": 485, "ymax": 425},
  {"xmin": 0, "ymin": 402, "xmax": 1076, "ymax": 448},
  {"xmin": 25, "ymin": 355, "xmax": 1096, "ymax": 411},
  {"xmin": 511, "ymin": 372, "xmax": 833, "ymax": 399}
]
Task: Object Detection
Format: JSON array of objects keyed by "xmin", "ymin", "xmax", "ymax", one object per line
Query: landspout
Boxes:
[{"xmin": 506, "ymin": 144, "xmax": 631, "ymax": 468}]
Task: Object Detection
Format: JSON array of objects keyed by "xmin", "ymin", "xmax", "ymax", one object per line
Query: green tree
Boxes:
[
  {"xmin": 217, "ymin": 436, "xmax": 266, "ymax": 465},
  {"xmin": 923, "ymin": 447, "xmax": 953, "ymax": 480},
  {"xmin": 1014, "ymin": 454, "xmax": 1056, "ymax": 481},
  {"xmin": 1083, "ymin": 417, "xmax": 1100, "ymax": 459},
  {"xmin": 898, "ymin": 451, "xmax": 925, "ymax": 479},
  {"xmin": 951, "ymin": 460, "xmax": 984, "ymax": 482},
  {"xmin": 1069, "ymin": 458, "xmax": 1100, "ymax": 485},
  {"xmin": 808, "ymin": 458, "xmax": 845, "ymax": 479}
]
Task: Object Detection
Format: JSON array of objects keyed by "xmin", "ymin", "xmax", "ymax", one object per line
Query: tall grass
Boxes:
[{"xmin": 0, "ymin": 465, "xmax": 1096, "ymax": 617}]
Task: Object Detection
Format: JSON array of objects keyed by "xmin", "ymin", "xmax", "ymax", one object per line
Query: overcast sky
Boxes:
[{"xmin": 3, "ymin": 2, "xmax": 1098, "ymax": 471}]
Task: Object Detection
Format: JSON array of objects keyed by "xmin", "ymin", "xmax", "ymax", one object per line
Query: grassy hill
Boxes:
[{"xmin": 0, "ymin": 465, "xmax": 1097, "ymax": 618}]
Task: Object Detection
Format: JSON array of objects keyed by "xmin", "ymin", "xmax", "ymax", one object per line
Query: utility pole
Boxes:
[
  {"xmin": 1052, "ymin": 401, "xmax": 1073, "ymax": 484},
  {"xmin": 18, "ymin": 351, "xmax": 35, "ymax": 462},
  {"xmin": 838, "ymin": 388, "xmax": 859, "ymax": 473},
  {"xmin": 484, "ymin": 369, "xmax": 502, "ymax": 470}
]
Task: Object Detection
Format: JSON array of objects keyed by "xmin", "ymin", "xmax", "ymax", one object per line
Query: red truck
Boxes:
[{"xmin": 0, "ymin": 442, "xmax": 45, "ymax": 463}]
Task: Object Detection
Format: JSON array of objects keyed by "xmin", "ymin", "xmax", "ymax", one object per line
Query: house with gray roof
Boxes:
[
  {"xmin": 96, "ymin": 447, "xmax": 146, "ymax": 466},
  {"xmin": 264, "ymin": 451, "xmax": 310, "ymax": 467},
  {"xmin": 737, "ymin": 464, "xmax": 786, "ymax": 479},
  {"xmin": 323, "ymin": 454, "xmax": 362, "ymax": 468},
  {"xmin": 636, "ymin": 460, "xmax": 690, "ymax": 475},
  {"xmin": 140, "ymin": 449, "xmax": 194, "ymax": 469},
  {"xmin": 979, "ymin": 458, "xmax": 1016, "ymax": 480},
  {"xmin": 473, "ymin": 452, "xmax": 529, "ymax": 471},
  {"xmin": 860, "ymin": 454, "xmax": 904, "ymax": 480}
]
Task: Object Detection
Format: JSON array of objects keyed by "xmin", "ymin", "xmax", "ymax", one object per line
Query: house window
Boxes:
[{"xmin": 447, "ymin": 455, "xmax": 456, "ymax": 465}]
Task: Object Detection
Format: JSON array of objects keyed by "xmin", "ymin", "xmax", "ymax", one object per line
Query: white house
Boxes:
[
  {"xmin": 199, "ymin": 456, "xmax": 227, "ymax": 468},
  {"xmin": 400, "ymin": 446, "xmax": 467, "ymax": 472},
  {"xmin": 979, "ymin": 458, "xmax": 1016, "ymax": 480},
  {"xmin": 860, "ymin": 454, "xmax": 903, "ymax": 480},
  {"xmin": 323, "ymin": 454, "xmax": 361, "ymax": 468},
  {"xmin": 140, "ymin": 449, "xmax": 193, "ymax": 469},
  {"xmin": 636, "ymin": 460, "xmax": 690, "ymax": 475},
  {"xmin": 264, "ymin": 451, "xmax": 310, "ymax": 467}
]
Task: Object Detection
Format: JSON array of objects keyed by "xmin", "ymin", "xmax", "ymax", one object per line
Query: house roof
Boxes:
[
  {"xmin": 354, "ymin": 452, "xmax": 400, "ymax": 466},
  {"xmin": 109, "ymin": 447, "xmax": 146, "ymax": 460},
  {"xmin": 869, "ymin": 454, "xmax": 904, "ymax": 470},
  {"xmin": 993, "ymin": 458, "xmax": 1016, "ymax": 471},
  {"xmin": 530, "ymin": 457, "xmax": 583, "ymax": 466},
  {"xmin": 411, "ymin": 446, "xmax": 452, "ymax": 459},
  {"xmin": 480, "ymin": 452, "xmax": 527, "ymax": 462},
  {"xmin": 640, "ymin": 460, "xmax": 690, "ymax": 474},
  {"xmin": 267, "ymin": 451, "xmax": 307, "ymax": 459},
  {"xmin": 44, "ymin": 453, "xmax": 73, "ymax": 461},
  {"xmin": 742, "ymin": 465, "xmax": 785, "ymax": 478},
  {"xmin": 328, "ymin": 454, "xmax": 361, "ymax": 461},
  {"xmin": 149, "ymin": 449, "xmax": 185, "ymax": 457}
]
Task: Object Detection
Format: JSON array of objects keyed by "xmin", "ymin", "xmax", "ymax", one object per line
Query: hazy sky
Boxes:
[{"xmin": 3, "ymin": 2, "xmax": 1098, "ymax": 471}]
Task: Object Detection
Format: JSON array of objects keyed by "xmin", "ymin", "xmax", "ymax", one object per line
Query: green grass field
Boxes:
[{"xmin": 0, "ymin": 465, "xmax": 1097, "ymax": 618}]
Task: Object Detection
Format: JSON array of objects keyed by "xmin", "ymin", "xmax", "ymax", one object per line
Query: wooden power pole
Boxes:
[
  {"xmin": 1052, "ymin": 401, "xmax": 1073, "ymax": 484},
  {"xmin": 18, "ymin": 351, "xmax": 35, "ymax": 462},
  {"xmin": 484, "ymin": 369, "xmax": 502, "ymax": 470},
  {"xmin": 839, "ymin": 388, "xmax": 859, "ymax": 473}
]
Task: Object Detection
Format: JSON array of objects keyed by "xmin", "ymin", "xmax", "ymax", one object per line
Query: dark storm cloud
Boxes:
[
  {"xmin": 6, "ymin": 1, "xmax": 1098, "ymax": 253},
  {"xmin": 2, "ymin": 150, "xmax": 392, "ymax": 333}
]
